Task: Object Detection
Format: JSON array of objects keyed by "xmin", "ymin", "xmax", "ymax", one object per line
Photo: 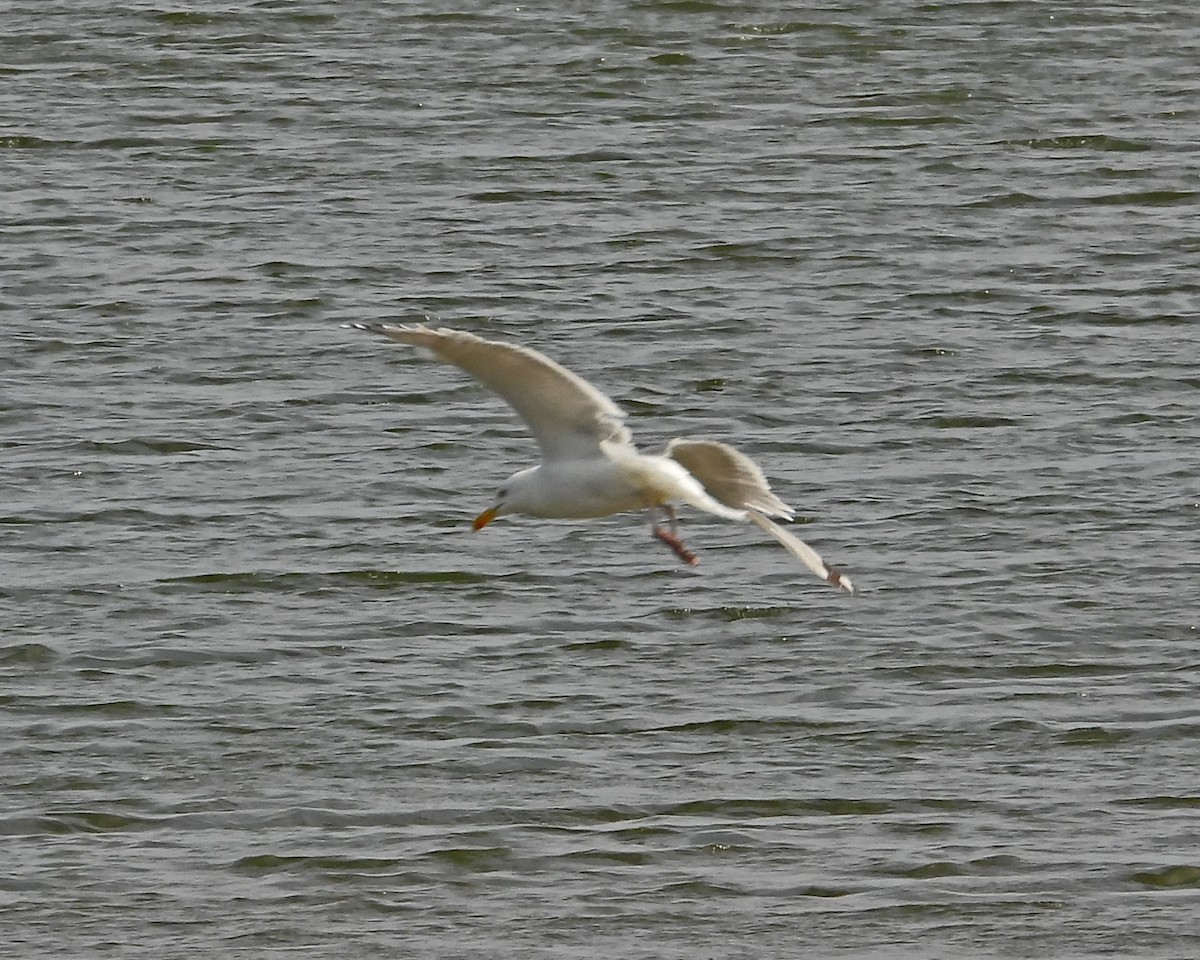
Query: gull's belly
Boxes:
[{"xmin": 528, "ymin": 460, "xmax": 649, "ymax": 519}]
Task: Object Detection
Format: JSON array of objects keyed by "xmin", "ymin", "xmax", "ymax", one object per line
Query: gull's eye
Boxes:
[{"xmin": 498, "ymin": 487, "xmax": 509, "ymax": 500}]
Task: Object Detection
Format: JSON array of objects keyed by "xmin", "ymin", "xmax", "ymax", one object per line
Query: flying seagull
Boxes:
[{"xmin": 345, "ymin": 323, "xmax": 853, "ymax": 593}]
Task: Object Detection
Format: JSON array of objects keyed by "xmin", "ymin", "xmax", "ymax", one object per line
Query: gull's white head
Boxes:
[{"xmin": 472, "ymin": 467, "xmax": 539, "ymax": 531}]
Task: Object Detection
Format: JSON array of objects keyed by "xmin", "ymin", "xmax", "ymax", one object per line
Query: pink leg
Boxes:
[{"xmin": 650, "ymin": 505, "xmax": 699, "ymax": 567}]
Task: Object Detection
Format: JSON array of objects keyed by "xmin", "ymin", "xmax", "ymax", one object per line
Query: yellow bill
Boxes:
[{"xmin": 473, "ymin": 505, "xmax": 500, "ymax": 531}]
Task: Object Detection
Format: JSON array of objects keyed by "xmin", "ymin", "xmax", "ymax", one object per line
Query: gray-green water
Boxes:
[{"xmin": 4, "ymin": 2, "xmax": 1199, "ymax": 957}]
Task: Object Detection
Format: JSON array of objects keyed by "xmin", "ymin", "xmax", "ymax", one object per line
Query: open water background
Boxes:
[{"xmin": 4, "ymin": 2, "xmax": 1199, "ymax": 957}]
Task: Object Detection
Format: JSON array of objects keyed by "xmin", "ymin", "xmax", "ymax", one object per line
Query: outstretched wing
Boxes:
[
  {"xmin": 746, "ymin": 511, "xmax": 855, "ymax": 594},
  {"xmin": 346, "ymin": 323, "xmax": 632, "ymax": 461},
  {"xmin": 667, "ymin": 438, "xmax": 854, "ymax": 593},
  {"xmin": 665, "ymin": 438, "xmax": 793, "ymax": 519}
]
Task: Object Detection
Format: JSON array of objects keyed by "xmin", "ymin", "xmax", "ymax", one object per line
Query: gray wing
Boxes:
[
  {"xmin": 347, "ymin": 323, "xmax": 632, "ymax": 461},
  {"xmin": 665, "ymin": 438, "xmax": 793, "ymax": 518},
  {"xmin": 667, "ymin": 438, "xmax": 854, "ymax": 593},
  {"xmin": 746, "ymin": 512, "xmax": 855, "ymax": 593}
]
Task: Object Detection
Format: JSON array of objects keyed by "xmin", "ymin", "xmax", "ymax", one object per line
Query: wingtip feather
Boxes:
[
  {"xmin": 828, "ymin": 569, "xmax": 855, "ymax": 594},
  {"xmin": 747, "ymin": 511, "xmax": 855, "ymax": 594}
]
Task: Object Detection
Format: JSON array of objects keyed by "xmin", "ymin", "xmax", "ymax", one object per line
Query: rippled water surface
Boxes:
[{"xmin": 4, "ymin": 2, "xmax": 1200, "ymax": 957}]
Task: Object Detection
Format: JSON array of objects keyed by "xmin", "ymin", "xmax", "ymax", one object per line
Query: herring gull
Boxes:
[{"xmin": 345, "ymin": 323, "xmax": 853, "ymax": 593}]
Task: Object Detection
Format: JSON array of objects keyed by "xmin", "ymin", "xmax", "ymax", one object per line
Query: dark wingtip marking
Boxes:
[
  {"xmin": 827, "ymin": 567, "xmax": 854, "ymax": 594},
  {"xmin": 343, "ymin": 322, "xmax": 399, "ymax": 339}
]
